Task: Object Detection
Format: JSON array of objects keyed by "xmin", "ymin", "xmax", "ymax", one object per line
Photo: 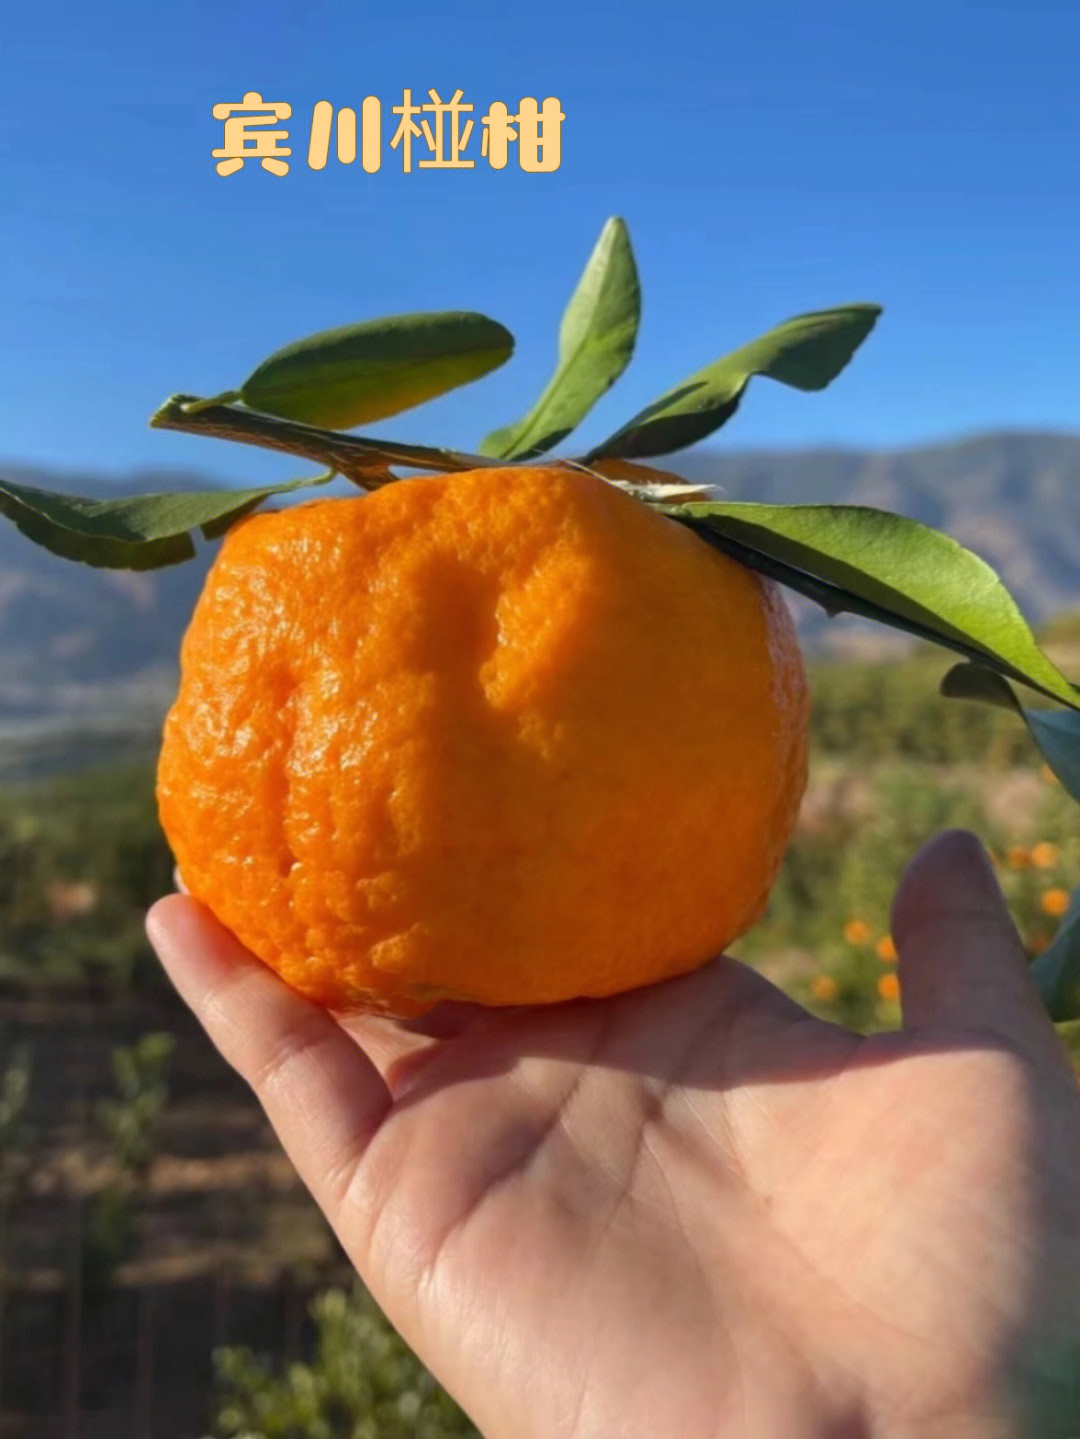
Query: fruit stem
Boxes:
[
  {"xmin": 179, "ymin": 390, "xmax": 243, "ymax": 414},
  {"xmin": 149, "ymin": 395, "xmax": 504, "ymax": 487}
]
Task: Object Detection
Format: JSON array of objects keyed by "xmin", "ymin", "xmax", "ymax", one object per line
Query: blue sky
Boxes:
[{"xmin": 4, "ymin": 0, "xmax": 1080, "ymax": 488}]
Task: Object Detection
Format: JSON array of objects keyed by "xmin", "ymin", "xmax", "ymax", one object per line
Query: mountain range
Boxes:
[{"xmin": 2, "ymin": 430, "xmax": 1079, "ymax": 773}]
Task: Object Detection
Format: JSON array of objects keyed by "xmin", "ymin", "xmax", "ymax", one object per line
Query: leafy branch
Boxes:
[{"xmin": 5, "ymin": 215, "xmax": 1080, "ymax": 1017}]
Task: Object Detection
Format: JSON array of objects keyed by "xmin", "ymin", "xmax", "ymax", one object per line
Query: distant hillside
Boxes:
[{"xmin": 2, "ymin": 432, "xmax": 1079, "ymax": 772}]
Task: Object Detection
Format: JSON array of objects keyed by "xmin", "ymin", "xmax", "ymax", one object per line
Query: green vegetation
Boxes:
[
  {"xmin": 0, "ymin": 756, "xmax": 171, "ymax": 989},
  {"xmin": 211, "ymin": 1286, "xmax": 479, "ymax": 1438},
  {"xmin": 86, "ymin": 1031, "xmax": 176, "ymax": 1287},
  {"xmin": 0, "ymin": 1038, "xmax": 35, "ymax": 1383},
  {"xmin": 734, "ymin": 641, "xmax": 1080, "ymax": 1033}
]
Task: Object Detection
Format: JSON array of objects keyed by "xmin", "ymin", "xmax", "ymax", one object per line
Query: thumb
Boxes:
[{"xmin": 891, "ymin": 829, "xmax": 1061, "ymax": 1060}]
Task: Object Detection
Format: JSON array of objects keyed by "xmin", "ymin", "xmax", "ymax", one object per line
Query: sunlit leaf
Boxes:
[
  {"xmin": 940, "ymin": 665, "xmax": 1080, "ymax": 800},
  {"xmin": 479, "ymin": 218, "xmax": 640, "ymax": 460},
  {"xmin": 657, "ymin": 499, "xmax": 1080, "ymax": 708},
  {"xmin": 588, "ymin": 304, "xmax": 881, "ymax": 460},
  {"xmin": 0, "ymin": 472, "xmax": 337, "ymax": 570},
  {"xmin": 239, "ymin": 311, "xmax": 514, "ymax": 429},
  {"xmin": 1032, "ymin": 888, "xmax": 1080, "ymax": 1022}
]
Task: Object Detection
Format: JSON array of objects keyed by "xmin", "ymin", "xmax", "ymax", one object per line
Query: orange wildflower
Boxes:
[
  {"xmin": 843, "ymin": 917, "xmax": 871, "ymax": 946},
  {"xmin": 809, "ymin": 974, "xmax": 839, "ymax": 1003},
  {"xmin": 1041, "ymin": 888, "xmax": 1071, "ymax": 918},
  {"xmin": 877, "ymin": 973, "xmax": 901, "ymax": 1003}
]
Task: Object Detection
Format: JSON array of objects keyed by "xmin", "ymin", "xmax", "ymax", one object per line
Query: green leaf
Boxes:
[
  {"xmin": 658, "ymin": 499, "xmax": 1080, "ymax": 708},
  {"xmin": 1032, "ymin": 888, "xmax": 1080, "ymax": 1022},
  {"xmin": 587, "ymin": 304, "xmax": 881, "ymax": 460},
  {"xmin": 941, "ymin": 665, "xmax": 1080, "ymax": 800},
  {"xmin": 0, "ymin": 472, "xmax": 338, "ymax": 570},
  {"xmin": 239, "ymin": 311, "xmax": 514, "ymax": 429},
  {"xmin": 478, "ymin": 217, "xmax": 641, "ymax": 460}
]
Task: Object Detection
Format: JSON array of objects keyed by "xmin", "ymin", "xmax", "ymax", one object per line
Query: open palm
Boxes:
[{"xmin": 148, "ymin": 832, "xmax": 1080, "ymax": 1437}]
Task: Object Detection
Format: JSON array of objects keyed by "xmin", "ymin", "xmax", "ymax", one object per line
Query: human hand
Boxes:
[{"xmin": 147, "ymin": 831, "xmax": 1080, "ymax": 1437}]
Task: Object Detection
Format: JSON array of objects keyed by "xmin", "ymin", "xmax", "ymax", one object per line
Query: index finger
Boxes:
[{"xmin": 146, "ymin": 893, "xmax": 392, "ymax": 1229}]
